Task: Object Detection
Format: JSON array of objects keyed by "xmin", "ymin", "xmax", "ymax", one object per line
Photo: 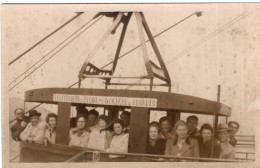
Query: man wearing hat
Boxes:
[
  {"xmin": 20, "ymin": 110, "xmax": 46, "ymax": 144},
  {"xmin": 204, "ymin": 123, "xmax": 235, "ymax": 159}
]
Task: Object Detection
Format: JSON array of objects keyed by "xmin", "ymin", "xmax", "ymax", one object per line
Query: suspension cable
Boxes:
[
  {"xmin": 9, "ymin": 15, "xmax": 104, "ymax": 92},
  {"xmin": 125, "ymin": 11, "xmax": 252, "ymax": 89},
  {"xmin": 8, "ymin": 12, "xmax": 84, "ymax": 66},
  {"xmin": 9, "ymin": 16, "xmax": 97, "ymax": 86}
]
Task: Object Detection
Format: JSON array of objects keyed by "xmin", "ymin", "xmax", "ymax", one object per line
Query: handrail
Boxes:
[{"xmin": 64, "ymin": 150, "xmax": 246, "ymax": 162}]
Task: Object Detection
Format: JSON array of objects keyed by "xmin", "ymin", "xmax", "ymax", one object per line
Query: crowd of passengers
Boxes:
[{"xmin": 10, "ymin": 106, "xmax": 240, "ymax": 160}]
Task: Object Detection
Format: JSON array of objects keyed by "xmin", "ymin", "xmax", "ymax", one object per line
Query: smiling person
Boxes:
[
  {"xmin": 228, "ymin": 121, "xmax": 239, "ymax": 146},
  {"xmin": 87, "ymin": 109, "xmax": 100, "ymax": 131},
  {"xmin": 158, "ymin": 116, "xmax": 174, "ymax": 140},
  {"xmin": 20, "ymin": 110, "xmax": 46, "ymax": 144},
  {"xmin": 204, "ymin": 123, "xmax": 235, "ymax": 159},
  {"xmin": 44, "ymin": 113, "xmax": 57, "ymax": 145},
  {"xmin": 88, "ymin": 115, "xmax": 112, "ymax": 150},
  {"xmin": 106, "ymin": 119, "xmax": 129, "ymax": 158},
  {"xmin": 197, "ymin": 123, "xmax": 213, "ymax": 157},
  {"xmin": 69, "ymin": 115, "xmax": 90, "ymax": 148},
  {"xmin": 186, "ymin": 115, "xmax": 200, "ymax": 139},
  {"xmin": 120, "ymin": 111, "xmax": 130, "ymax": 132},
  {"xmin": 165, "ymin": 120, "xmax": 200, "ymax": 158},
  {"xmin": 10, "ymin": 108, "xmax": 29, "ymax": 141},
  {"xmin": 145, "ymin": 122, "xmax": 166, "ymax": 155}
]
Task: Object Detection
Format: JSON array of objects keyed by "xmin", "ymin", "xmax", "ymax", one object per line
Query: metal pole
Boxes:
[{"xmin": 211, "ymin": 85, "xmax": 221, "ymax": 158}]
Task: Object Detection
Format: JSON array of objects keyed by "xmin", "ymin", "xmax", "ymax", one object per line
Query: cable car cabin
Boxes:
[{"xmin": 19, "ymin": 87, "xmax": 236, "ymax": 162}]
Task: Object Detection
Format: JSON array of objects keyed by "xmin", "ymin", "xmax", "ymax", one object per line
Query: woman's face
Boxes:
[
  {"xmin": 114, "ymin": 123, "xmax": 123, "ymax": 135},
  {"xmin": 48, "ymin": 117, "xmax": 57, "ymax": 129},
  {"xmin": 99, "ymin": 119, "xmax": 107, "ymax": 129},
  {"xmin": 149, "ymin": 127, "xmax": 159, "ymax": 140},
  {"xmin": 160, "ymin": 120, "xmax": 170, "ymax": 133},
  {"xmin": 202, "ymin": 129, "xmax": 212, "ymax": 142},
  {"xmin": 176, "ymin": 125, "xmax": 188, "ymax": 139},
  {"xmin": 77, "ymin": 117, "xmax": 86, "ymax": 129}
]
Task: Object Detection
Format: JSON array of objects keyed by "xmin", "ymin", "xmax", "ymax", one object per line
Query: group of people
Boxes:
[
  {"xmin": 10, "ymin": 107, "xmax": 240, "ymax": 160},
  {"xmin": 146, "ymin": 115, "xmax": 239, "ymax": 159}
]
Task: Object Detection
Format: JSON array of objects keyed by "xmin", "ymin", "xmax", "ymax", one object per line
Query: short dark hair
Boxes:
[
  {"xmin": 46, "ymin": 113, "xmax": 57, "ymax": 123},
  {"xmin": 76, "ymin": 114, "xmax": 86, "ymax": 122},
  {"xmin": 199, "ymin": 123, "xmax": 213, "ymax": 134},
  {"xmin": 186, "ymin": 115, "xmax": 198, "ymax": 122},
  {"xmin": 228, "ymin": 121, "xmax": 240, "ymax": 129},
  {"xmin": 88, "ymin": 109, "xmax": 99, "ymax": 118},
  {"xmin": 99, "ymin": 115, "xmax": 109, "ymax": 125},
  {"xmin": 120, "ymin": 111, "xmax": 130, "ymax": 118},
  {"xmin": 149, "ymin": 121, "xmax": 160, "ymax": 131},
  {"xmin": 159, "ymin": 116, "xmax": 171, "ymax": 125},
  {"xmin": 112, "ymin": 119, "xmax": 125, "ymax": 128},
  {"xmin": 14, "ymin": 108, "xmax": 24, "ymax": 114}
]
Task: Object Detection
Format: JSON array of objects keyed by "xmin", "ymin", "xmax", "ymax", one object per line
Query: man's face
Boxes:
[
  {"xmin": 30, "ymin": 115, "xmax": 40, "ymax": 126},
  {"xmin": 218, "ymin": 130, "xmax": 229, "ymax": 142},
  {"xmin": 87, "ymin": 114, "xmax": 97, "ymax": 127},
  {"xmin": 229, "ymin": 123, "xmax": 239, "ymax": 136},
  {"xmin": 160, "ymin": 120, "xmax": 170, "ymax": 133},
  {"xmin": 120, "ymin": 113, "xmax": 130, "ymax": 126},
  {"xmin": 15, "ymin": 109, "xmax": 24, "ymax": 120},
  {"xmin": 187, "ymin": 118, "xmax": 198, "ymax": 132}
]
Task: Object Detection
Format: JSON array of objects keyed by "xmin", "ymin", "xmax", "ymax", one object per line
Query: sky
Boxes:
[{"xmin": 2, "ymin": 4, "xmax": 260, "ymax": 134}]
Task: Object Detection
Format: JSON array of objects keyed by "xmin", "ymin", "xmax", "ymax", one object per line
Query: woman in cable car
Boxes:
[
  {"xmin": 106, "ymin": 119, "xmax": 129, "ymax": 158},
  {"xmin": 197, "ymin": 123, "xmax": 213, "ymax": 157},
  {"xmin": 44, "ymin": 113, "xmax": 57, "ymax": 145},
  {"xmin": 68, "ymin": 115, "xmax": 90, "ymax": 148},
  {"xmin": 165, "ymin": 120, "xmax": 200, "ymax": 158},
  {"xmin": 88, "ymin": 115, "xmax": 113, "ymax": 150},
  {"xmin": 145, "ymin": 121, "xmax": 166, "ymax": 155}
]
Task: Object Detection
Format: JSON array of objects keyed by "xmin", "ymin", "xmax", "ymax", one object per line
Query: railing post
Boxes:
[{"xmin": 92, "ymin": 151, "xmax": 100, "ymax": 162}]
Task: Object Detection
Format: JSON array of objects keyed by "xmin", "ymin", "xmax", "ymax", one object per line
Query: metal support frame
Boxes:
[{"xmin": 78, "ymin": 12, "xmax": 172, "ymax": 92}]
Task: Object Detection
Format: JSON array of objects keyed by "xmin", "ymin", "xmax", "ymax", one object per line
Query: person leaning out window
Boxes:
[
  {"xmin": 145, "ymin": 121, "xmax": 166, "ymax": 155},
  {"xmin": 106, "ymin": 119, "xmax": 129, "ymax": 158},
  {"xmin": 44, "ymin": 113, "xmax": 57, "ymax": 145},
  {"xmin": 69, "ymin": 115, "xmax": 90, "ymax": 148},
  {"xmin": 165, "ymin": 120, "xmax": 200, "ymax": 158}
]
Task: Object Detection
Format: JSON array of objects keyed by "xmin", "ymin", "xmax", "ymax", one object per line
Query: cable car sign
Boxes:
[{"xmin": 53, "ymin": 94, "xmax": 158, "ymax": 108}]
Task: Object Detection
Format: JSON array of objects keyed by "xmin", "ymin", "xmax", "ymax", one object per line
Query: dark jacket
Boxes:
[
  {"xmin": 165, "ymin": 137, "xmax": 200, "ymax": 157},
  {"xmin": 197, "ymin": 136, "xmax": 210, "ymax": 158},
  {"xmin": 10, "ymin": 117, "xmax": 29, "ymax": 141},
  {"xmin": 145, "ymin": 139, "xmax": 166, "ymax": 155},
  {"xmin": 204, "ymin": 140, "xmax": 235, "ymax": 159}
]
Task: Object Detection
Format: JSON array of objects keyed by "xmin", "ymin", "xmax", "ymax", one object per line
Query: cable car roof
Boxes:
[{"xmin": 25, "ymin": 88, "xmax": 231, "ymax": 116}]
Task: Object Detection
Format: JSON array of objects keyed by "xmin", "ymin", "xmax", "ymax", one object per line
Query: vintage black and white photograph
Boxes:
[{"xmin": 2, "ymin": 3, "xmax": 259, "ymax": 166}]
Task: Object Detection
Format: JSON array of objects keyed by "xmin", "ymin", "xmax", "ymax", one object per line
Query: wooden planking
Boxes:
[
  {"xmin": 25, "ymin": 88, "xmax": 231, "ymax": 116},
  {"xmin": 128, "ymin": 107, "xmax": 149, "ymax": 153},
  {"xmin": 56, "ymin": 102, "xmax": 71, "ymax": 145}
]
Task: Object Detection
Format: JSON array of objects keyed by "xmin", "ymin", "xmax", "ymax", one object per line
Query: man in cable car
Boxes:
[
  {"xmin": 204, "ymin": 123, "xmax": 235, "ymax": 159},
  {"xmin": 228, "ymin": 121, "xmax": 240, "ymax": 146},
  {"xmin": 186, "ymin": 115, "xmax": 200, "ymax": 139},
  {"xmin": 120, "ymin": 111, "xmax": 130, "ymax": 132},
  {"xmin": 10, "ymin": 108, "xmax": 29, "ymax": 141},
  {"xmin": 87, "ymin": 109, "xmax": 100, "ymax": 131},
  {"xmin": 20, "ymin": 110, "xmax": 46, "ymax": 144}
]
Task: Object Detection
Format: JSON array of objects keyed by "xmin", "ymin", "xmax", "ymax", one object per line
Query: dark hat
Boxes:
[
  {"xmin": 29, "ymin": 110, "xmax": 41, "ymax": 118},
  {"xmin": 217, "ymin": 123, "xmax": 230, "ymax": 132}
]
